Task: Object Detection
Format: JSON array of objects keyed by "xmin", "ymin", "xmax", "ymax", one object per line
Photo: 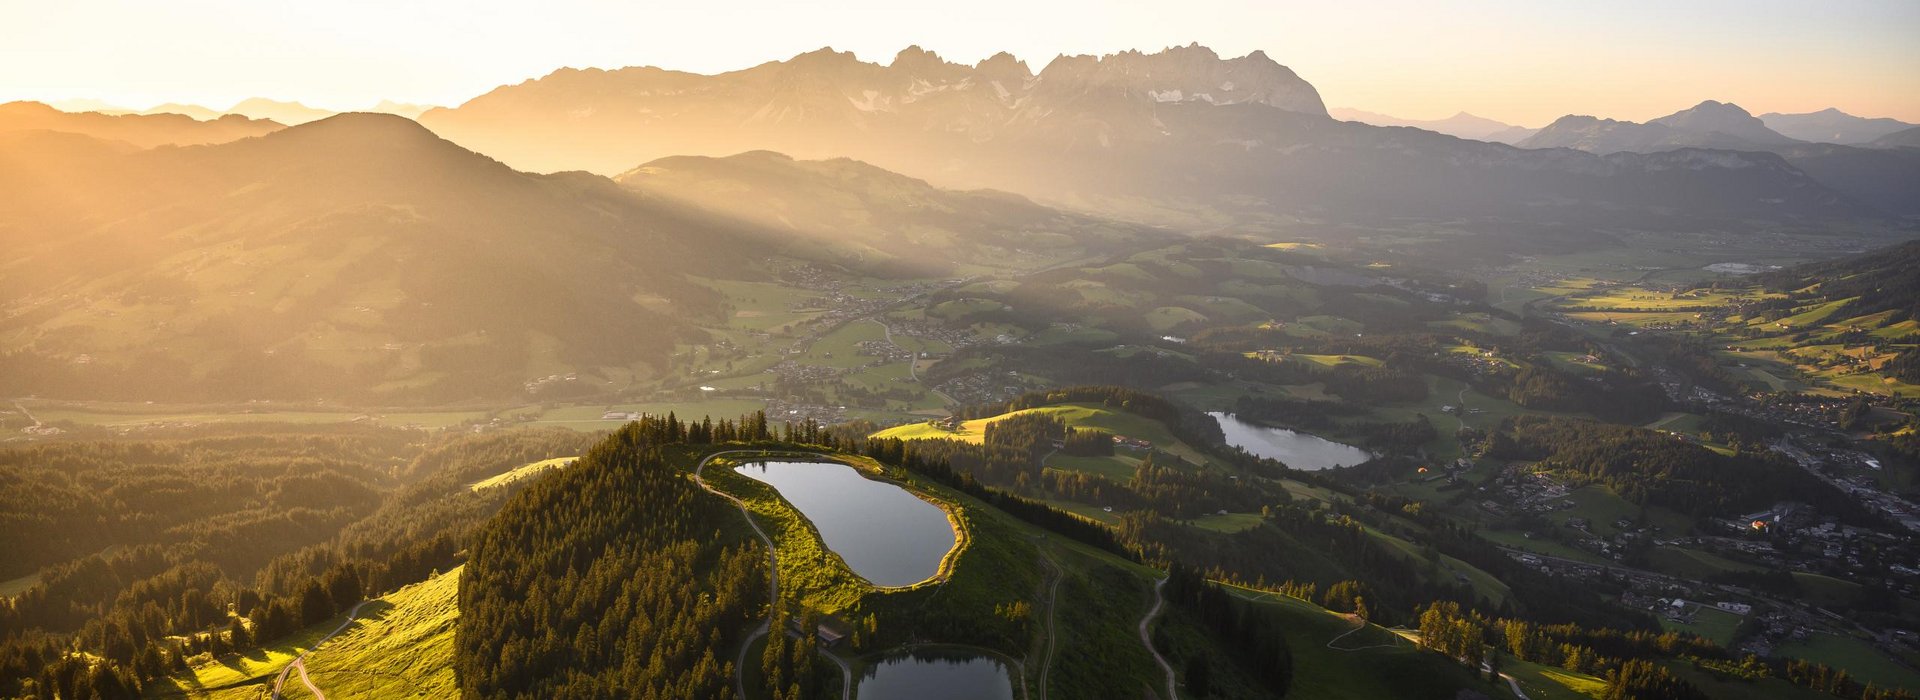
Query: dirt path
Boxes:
[
  {"xmin": 293, "ymin": 659, "xmax": 323, "ymax": 700},
  {"xmin": 1138, "ymin": 577, "xmax": 1177, "ymax": 700},
  {"xmin": 1034, "ymin": 543, "xmax": 1064, "ymax": 700},
  {"xmin": 692, "ymin": 450, "xmax": 783, "ymax": 700},
  {"xmin": 693, "ymin": 449, "xmax": 855, "ymax": 700},
  {"xmin": 1324, "ymin": 616, "xmax": 1409, "ymax": 652},
  {"xmin": 270, "ymin": 599, "xmax": 369, "ymax": 700},
  {"xmin": 1482, "ymin": 661, "xmax": 1531, "ymax": 699}
]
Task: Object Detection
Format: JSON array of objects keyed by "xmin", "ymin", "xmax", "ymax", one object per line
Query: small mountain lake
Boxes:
[
  {"xmin": 856, "ymin": 650, "xmax": 1017, "ymax": 700},
  {"xmin": 733, "ymin": 460, "xmax": 956, "ymax": 587},
  {"xmin": 1209, "ymin": 412, "xmax": 1374, "ymax": 471}
]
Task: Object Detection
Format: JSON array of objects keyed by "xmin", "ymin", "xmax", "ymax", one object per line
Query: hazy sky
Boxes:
[{"xmin": 3, "ymin": 0, "xmax": 1917, "ymax": 126}]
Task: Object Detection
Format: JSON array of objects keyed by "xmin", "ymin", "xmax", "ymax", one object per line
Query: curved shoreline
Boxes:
[{"xmin": 716, "ymin": 453, "xmax": 970, "ymax": 592}]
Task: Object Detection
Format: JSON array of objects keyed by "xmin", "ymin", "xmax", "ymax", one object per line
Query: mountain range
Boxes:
[
  {"xmin": 0, "ymin": 100, "xmax": 281, "ymax": 147},
  {"xmin": 421, "ymin": 45, "xmax": 1882, "ymax": 226},
  {"xmin": 1759, "ymin": 108, "xmax": 1917, "ymax": 145},
  {"xmin": 0, "ymin": 114, "xmax": 742, "ymax": 402},
  {"xmin": 1873, "ymin": 126, "xmax": 1920, "ymax": 149},
  {"xmin": 0, "ymin": 112, "xmax": 1146, "ymax": 403},
  {"xmin": 1519, "ymin": 100, "xmax": 1801, "ymax": 153},
  {"xmin": 48, "ymin": 97, "xmax": 438, "ymax": 123},
  {"xmin": 1327, "ymin": 107, "xmax": 1537, "ymax": 143},
  {"xmin": 1519, "ymin": 100, "xmax": 1920, "ymax": 215}
]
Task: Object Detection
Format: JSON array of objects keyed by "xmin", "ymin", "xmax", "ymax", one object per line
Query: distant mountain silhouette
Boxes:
[
  {"xmin": 1328, "ymin": 108, "xmax": 1536, "ymax": 143},
  {"xmin": 1870, "ymin": 126, "xmax": 1920, "ymax": 149},
  {"xmin": 140, "ymin": 102, "xmax": 228, "ymax": 121},
  {"xmin": 422, "ymin": 47, "xmax": 1870, "ymax": 226},
  {"xmin": 1518, "ymin": 101, "xmax": 1920, "ymax": 216},
  {"xmin": 0, "ymin": 100, "xmax": 281, "ymax": 147},
  {"xmin": 1520, "ymin": 101, "xmax": 1799, "ymax": 153},
  {"xmin": 369, "ymin": 100, "xmax": 436, "ymax": 119},
  {"xmin": 1760, "ymin": 108, "xmax": 1917, "ymax": 145},
  {"xmin": 227, "ymin": 97, "xmax": 336, "ymax": 125}
]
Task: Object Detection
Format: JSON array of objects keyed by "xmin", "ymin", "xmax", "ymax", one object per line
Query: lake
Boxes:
[
  {"xmin": 1209, "ymin": 412, "xmax": 1374, "ymax": 471},
  {"xmin": 733, "ymin": 460, "xmax": 956, "ymax": 587},
  {"xmin": 856, "ymin": 650, "xmax": 1017, "ymax": 700}
]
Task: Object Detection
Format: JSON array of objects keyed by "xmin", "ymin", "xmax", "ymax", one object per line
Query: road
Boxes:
[
  {"xmin": 293, "ymin": 659, "xmax": 322, "ymax": 700},
  {"xmin": 1481, "ymin": 661, "xmax": 1531, "ymax": 700},
  {"xmin": 270, "ymin": 599, "xmax": 369, "ymax": 700},
  {"xmin": 692, "ymin": 449, "xmax": 851, "ymax": 700},
  {"xmin": 867, "ymin": 318, "xmax": 958, "ymax": 406},
  {"xmin": 1034, "ymin": 544, "xmax": 1064, "ymax": 700},
  {"xmin": 1138, "ymin": 577, "xmax": 1177, "ymax": 700},
  {"xmin": 692, "ymin": 450, "xmax": 783, "ymax": 700}
]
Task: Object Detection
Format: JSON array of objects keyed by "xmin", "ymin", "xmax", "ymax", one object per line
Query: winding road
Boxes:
[
  {"xmin": 270, "ymin": 599, "xmax": 369, "ymax": 700},
  {"xmin": 691, "ymin": 449, "xmax": 851, "ymax": 700},
  {"xmin": 1138, "ymin": 577, "xmax": 1177, "ymax": 700},
  {"xmin": 692, "ymin": 450, "xmax": 783, "ymax": 700}
]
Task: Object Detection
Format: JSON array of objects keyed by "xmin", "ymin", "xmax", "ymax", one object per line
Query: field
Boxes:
[
  {"xmin": 468, "ymin": 456, "xmax": 577, "ymax": 491},
  {"xmin": 1545, "ymin": 485, "xmax": 1695, "ymax": 537},
  {"xmin": 286, "ymin": 568, "xmax": 463, "ymax": 699},
  {"xmin": 1665, "ymin": 661, "xmax": 1836, "ymax": 700},
  {"xmin": 1775, "ymin": 632, "xmax": 1920, "ymax": 691},
  {"xmin": 1503, "ymin": 657, "xmax": 1607, "ymax": 700},
  {"xmin": 0, "ymin": 573, "xmax": 38, "ymax": 599},
  {"xmin": 1043, "ymin": 453, "xmax": 1142, "ymax": 481},
  {"xmin": 1645, "ymin": 547, "xmax": 1764, "ymax": 580},
  {"xmin": 1658, "ymin": 606, "xmax": 1747, "ymax": 648},
  {"xmin": 1477, "ymin": 529, "xmax": 1612, "ymax": 564},
  {"xmin": 871, "ymin": 402, "xmax": 1218, "ymax": 468},
  {"xmin": 1217, "ymin": 585, "xmax": 1519, "ymax": 700},
  {"xmin": 1188, "ymin": 512, "xmax": 1265, "ymax": 533},
  {"xmin": 1538, "ymin": 272, "xmax": 1918, "ymax": 398},
  {"xmin": 1792, "ymin": 572, "xmax": 1866, "ymax": 607}
]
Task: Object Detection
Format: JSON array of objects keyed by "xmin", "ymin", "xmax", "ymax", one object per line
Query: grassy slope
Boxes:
[
  {"xmin": 1217, "ymin": 585, "xmax": 1516, "ymax": 700},
  {"xmin": 1503, "ymin": 657, "xmax": 1607, "ymax": 700},
  {"xmin": 150, "ymin": 569, "xmax": 461, "ymax": 699},
  {"xmin": 872, "ymin": 402, "xmax": 1216, "ymax": 468},
  {"xmin": 292, "ymin": 568, "xmax": 461, "ymax": 699},
  {"xmin": 1775, "ymin": 632, "xmax": 1920, "ymax": 691},
  {"xmin": 150, "ymin": 624, "xmax": 338, "ymax": 698},
  {"xmin": 1545, "ymin": 279, "xmax": 1917, "ymax": 398},
  {"xmin": 467, "ymin": 456, "xmax": 575, "ymax": 491}
]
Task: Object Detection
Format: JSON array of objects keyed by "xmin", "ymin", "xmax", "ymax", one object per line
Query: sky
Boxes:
[{"xmin": 2, "ymin": 0, "xmax": 1917, "ymax": 126}]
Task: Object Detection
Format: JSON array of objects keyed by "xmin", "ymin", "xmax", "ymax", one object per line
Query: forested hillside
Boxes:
[
  {"xmin": 455, "ymin": 423, "xmax": 767, "ymax": 699},
  {"xmin": 0, "ymin": 426, "xmax": 594, "ymax": 699}
]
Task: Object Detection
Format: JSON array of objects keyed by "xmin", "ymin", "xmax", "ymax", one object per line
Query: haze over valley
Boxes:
[{"xmin": 2, "ymin": 3, "xmax": 1919, "ymax": 699}]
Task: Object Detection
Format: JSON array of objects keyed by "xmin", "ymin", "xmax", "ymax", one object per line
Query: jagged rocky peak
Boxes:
[
  {"xmin": 973, "ymin": 51, "xmax": 1033, "ymax": 84},
  {"xmin": 1036, "ymin": 43, "xmax": 1326, "ymax": 115},
  {"xmin": 890, "ymin": 45, "xmax": 973, "ymax": 83}
]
